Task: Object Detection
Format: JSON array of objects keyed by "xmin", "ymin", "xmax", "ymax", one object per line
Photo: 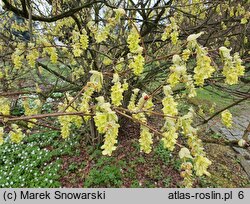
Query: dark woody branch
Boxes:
[{"xmin": 2, "ymin": 0, "xmax": 104, "ymax": 22}]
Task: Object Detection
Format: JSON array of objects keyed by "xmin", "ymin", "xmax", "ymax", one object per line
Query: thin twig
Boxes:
[{"xmin": 0, "ymin": 111, "xmax": 93, "ymax": 123}]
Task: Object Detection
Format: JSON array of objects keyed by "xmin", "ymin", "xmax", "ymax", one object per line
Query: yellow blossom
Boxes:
[
  {"xmin": 162, "ymin": 127, "xmax": 178, "ymax": 151},
  {"xmin": 10, "ymin": 124, "xmax": 24, "ymax": 144},
  {"xmin": 179, "ymin": 147, "xmax": 192, "ymax": 159},
  {"xmin": 162, "ymin": 86, "xmax": 178, "ymax": 116},
  {"xmin": 139, "ymin": 126, "xmax": 153, "ymax": 154},
  {"xmin": 26, "ymin": 50, "xmax": 39, "ymax": 67},
  {"xmin": 221, "ymin": 110, "xmax": 233, "ymax": 128},
  {"xmin": 94, "ymin": 96, "xmax": 120, "ymax": 156},
  {"xmin": 0, "ymin": 97, "xmax": 10, "ymax": 115},
  {"xmin": 111, "ymin": 73, "xmax": 128, "ymax": 106},
  {"xmin": 194, "ymin": 155, "xmax": 212, "ymax": 176},
  {"xmin": 127, "ymin": 27, "xmax": 143, "ymax": 54},
  {"xmin": 129, "ymin": 54, "xmax": 145, "ymax": 76}
]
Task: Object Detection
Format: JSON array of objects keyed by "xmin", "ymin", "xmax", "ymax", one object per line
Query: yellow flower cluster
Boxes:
[
  {"xmin": 12, "ymin": 48, "xmax": 24, "ymax": 69},
  {"xmin": 244, "ymin": 37, "xmax": 248, "ymax": 45},
  {"xmin": 129, "ymin": 54, "xmax": 145, "ymax": 76},
  {"xmin": 221, "ymin": 109, "xmax": 232, "ymax": 128},
  {"xmin": 193, "ymin": 155, "xmax": 212, "ymax": 176},
  {"xmin": 72, "ymin": 44, "xmax": 82, "ymax": 57},
  {"xmin": 187, "ymin": 32, "xmax": 204, "ymax": 49},
  {"xmin": 50, "ymin": 48, "xmax": 58, "ymax": 64},
  {"xmin": 224, "ymin": 38, "xmax": 231, "ymax": 47},
  {"xmin": 54, "ymin": 18, "xmax": 75, "ymax": 35},
  {"xmin": 101, "ymin": 123, "xmax": 120, "ymax": 156},
  {"xmin": 0, "ymin": 127, "xmax": 4, "ymax": 145},
  {"xmin": 235, "ymin": 3, "xmax": 246, "ymax": 16},
  {"xmin": 67, "ymin": 109, "xmax": 83, "ymax": 129},
  {"xmin": 127, "ymin": 90, "xmax": 154, "ymax": 153},
  {"xmin": 131, "ymin": 94, "xmax": 153, "ymax": 123},
  {"xmin": 184, "ymin": 32, "xmax": 215, "ymax": 86},
  {"xmin": 88, "ymin": 9, "xmax": 125, "ymax": 44},
  {"xmin": 139, "ymin": 126, "xmax": 153, "ymax": 154},
  {"xmin": 179, "ymin": 147, "xmax": 192, "ymax": 159},
  {"xmin": 162, "ymin": 86, "xmax": 178, "ymax": 116},
  {"xmin": 209, "ymin": 103, "xmax": 216, "ymax": 114},
  {"xmin": 26, "ymin": 50, "xmax": 39, "ymax": 68},
  {"xmin": 115, "ymin": 58, "xmax": 125, "ymax": 72},
  {"xmin": 79, "ymin": 30, "xmax": 89, "ymax": 50},
  {"xmin": 179, "ymin": 108, "xmax": 212, "ymax": 178},
  {"xmin": 182, "ymin": 49, "xmax": 191, "ymax": 61},
  {"xmin": 221, "ymin": 21, "xmax": 227, "ymax": 30},
  {"xmin": 229, "ymin": 6, "xmax": 235, "ymax": 17},
  {"xmin": 111, "ymin": 73, "xmax": 128, "ymax": 106},
  {"xmin": 161, "ymin": 17, "xmax": 179, "ymax": 45},
  {"xmin": 180, "ymin": 112, "xmax": 197, "ymax": 136},
  {"xmin": 103, "ymin": 57, "xmax": 112, "ymax": 66},
  {"xmin": 43, "ymin": 46, "xmax": 58, "ymax": 64},
  {"xmin": 94, "ymin": 96, "xmax": 120, "ymax": 156},
  {"xmin": 185, "ymin": 75, "xmax": 197, "ymax": 98},
  {"xmin": 127, "ymin": 27, "xmax": 143, "ymax": 54},
  {"xmin": 127, "ymin": 25, "xmax": 145, "ymax": 76},
  {"xmin": 129, "ymin": 90, "xmax": 153, "ymax": 114},
  {"xmin": 178, "ymin": 148, "xmax": 194, "ymax": 187},
  {"xmin": 89, "ymin": 70, "xmax": 103, "ymax": 92},
  {"xmin": 167, "ymin": 55, "xmax": 187, "ymax": 87},
  {"xmin": 71, "ymin": 29, "xmax": 89, "ymax": 57},
  {"xmin": 136, "ymin": 92, "xmax": 154, "ymax": 111},
  {"xmin": 22, "ymin": 98, "xmax": 41, "ymax": 128},
  {"xmin": 79, "ymin": 70, "xmax": 103, "ymax": 121},
  {"xmin": 219, "ymin": 47, "xmax": 245, "ymax": 85},
  {"xmin": 80, "ymin": 83, "xmax": 95, "ymax": 121},
  {"xmin": 0, "ymin": 97, "xmax": 10, "ymax": 115},
  {"xmin": 162, "ymin": 127, "xmax": 178, "ymax": 151},
  {"xmin": 72, "ymin": 66, "xmax": 85, "ymax": 80},
  {"xmin": 40, "ymin": 39, "xmax": 58, "ymax": 64},
  {"xmin": 241, "ymin": 11, "xmax": 250, "ymax": 24},
  {"xmin": 10, "ymin": 124, "xmax": 24, "ymax": 144},
  {"xmin": 94, "ymin": 26, "xmax": 110, "ymax": 43},
  {"xmin": 114, "ymin": 8, "xmax": 126, "ymax": 21},
  {"xmin": 160, "ymin": 86, "xmax": 179, "ymax": 151},
  {"xmin": 193, "ymin": 46, "xmax": 215, "ymax": 86},
  {"xmin": 180, "ymin": 162, "xmax": 193, "ymax": 188},
  {"xmin": 58, "ymin": 113, "xmax": 71, "ymax": 139},
  {"xmin": 233, "ymin": 53, "xmax": 245, "ymax": 81},
  {"xmin": 128, "ymin": 88, "xmax": 140, "ymax": 111},
  {"xmin": 58, "ymin": 95, "xmax": 83, "ymax": 139}
]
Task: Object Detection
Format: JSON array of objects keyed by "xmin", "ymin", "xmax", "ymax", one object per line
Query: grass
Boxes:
[{"xmin": 192, "ymin": 86, "xmax": 234, "ymax": 110}]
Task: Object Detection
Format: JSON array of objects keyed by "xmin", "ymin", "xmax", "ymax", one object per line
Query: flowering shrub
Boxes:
[{"xmin": 0, "ymin": 0, "xmax": 249, "ymax": 187}]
